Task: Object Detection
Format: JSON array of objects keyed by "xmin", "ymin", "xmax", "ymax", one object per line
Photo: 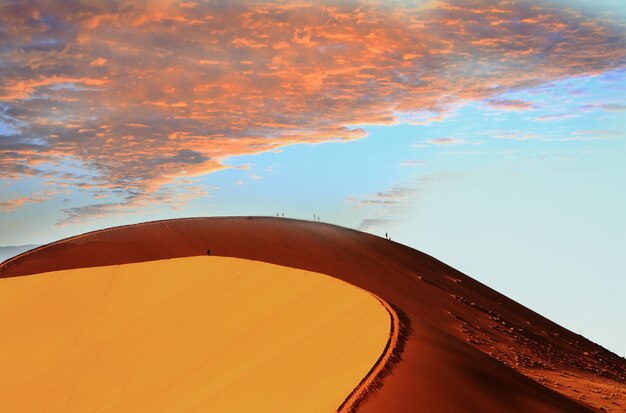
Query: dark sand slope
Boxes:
[{"xmin": 2, "ymin": 217, "xmax": 625, "ymax": 412}]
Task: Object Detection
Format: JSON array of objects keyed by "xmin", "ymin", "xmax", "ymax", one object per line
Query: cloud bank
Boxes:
[{"xmin": 1, "ymin": 0, "xmax": 624, "ymax": 221}]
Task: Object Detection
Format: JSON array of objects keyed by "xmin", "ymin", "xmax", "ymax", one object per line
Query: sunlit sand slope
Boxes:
[{"xmin": 0, "ymin": 256, "xmax": 390, "ymax": 413}]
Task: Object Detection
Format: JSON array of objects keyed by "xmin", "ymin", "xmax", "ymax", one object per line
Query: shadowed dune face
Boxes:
[
  {"xmin": 2, "ymin": 217, "xmax": 625, "ymax": 412},
  {"xmin": 0, "ymin": 256, "xmax": 390, "ymax": 413}
]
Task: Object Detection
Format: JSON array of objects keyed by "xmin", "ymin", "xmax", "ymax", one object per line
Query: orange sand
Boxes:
[
  {"xmin": 4, "ymin": 217, "xmax": 618, "ymax": 412},
  {"xmin": 0, "ymin": 256, "xmax": 390, "ymax": 413}
]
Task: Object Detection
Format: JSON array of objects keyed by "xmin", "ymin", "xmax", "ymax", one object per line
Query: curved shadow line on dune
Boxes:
[{"xmin": 338, "ymin": 299, "xmax": 411, "ymax": 413}]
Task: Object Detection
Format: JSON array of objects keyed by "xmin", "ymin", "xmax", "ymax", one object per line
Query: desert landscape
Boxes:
[
  {"xmin": 1, "ymin": 216, "xmax": 624, "ymax": 412},
  {"xmin": 1, "ymin": 2, "xmax": 625, "ymax": 411}
]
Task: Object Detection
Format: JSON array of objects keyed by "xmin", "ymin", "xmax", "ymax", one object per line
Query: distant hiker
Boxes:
[
  {"xmin": 206, "ymin": 249, "xmax": 211, "ymax": 256},
  {"xmin": 385, "ymin": 232, "xmax": 388, "ymax": 239}
]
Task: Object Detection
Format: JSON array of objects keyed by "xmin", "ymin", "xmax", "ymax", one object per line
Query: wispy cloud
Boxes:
[
  {"xmin": 487, "ymin": 98, "xmax": 536, "ymax": 111},
  {"xmin": 1, "ymin": 0, "xmax": 625, "ymax": 221},
  {"xmin": 562, "ymin": 130, "xmax": 622, "ymax": 141},
  {"xmin": 349, "ymin": 184, "xmax": 415, "ymax": 231},
  {"xmin": 580, "ymin": 103, "xmax": 626, "ymax": 112},
  {"xmin": 57, "ymin": 182, "xmax": 210, "ymax": 225},
  {"xmin": 0, "ymin": 191, "xmax": 58, "ymax": 212},
  {"xmin": 533, "ymin": 113, "xmax": 577, "ymax": 122},
  {"xmin": 442, "ymin": 150, "xmax": 482, "ymax": 156},
  {"xmin": 494, "ymin": 131, "xmax": 543, "ymax": 141},
  {"xmin": 399, "ymin": 160, "xmax": 427, "ymax": 167},
  {"xmin": 350, "ymin": 172, "xmax": 455, "ymax": 231},
  {"xmin": 426, "ymin": 137, "xmax": 470, "ymax": 145}
]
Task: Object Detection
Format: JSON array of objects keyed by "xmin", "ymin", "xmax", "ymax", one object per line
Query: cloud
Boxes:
[
  {"xmin": 533, "ymin": 113, "xmax": 577, "ymax": 122},
  {"xmin": 358, "ymin": 218, "xmax": 395, "ymax": 231},
  {"xmin": 349, "ymin": 184, "xmax": 415, "ymax": 231},
  {"xmin": 57, "ymin": 182, "xmax": 210, "ymax": 225},
  {"xmin": 493, "ymin": 131, "xmax": 542, "ymax": 141},
  {"xmin": 561, "ymin": 130, "xmax": 622, "ymax": 141},
  {"xmin": 580, "ymin": 103, "xmax": 626, "ymax": 112},
  {"xmin": 151, "ymin": 150, "xmax": 209, "ymax": 166},
  {"xmin": 59, "ymin": 202, "xmax": 132, "ymax": 225},
  {"xmin": 1, "ymin": 0, "xmax": 625, "ymax": 222},
  {"xmin": 487, "ymin": 98, "xmax": 536, "ymax": 111},
  {"xmin": 399, "ymin": 160, "xmax": 427, "ymax": 167},
  {"xmin": 426, "ymin": 137, "xmax": 469, "ymax": 145},
  {"xmin": 350, "ymin": 173, "xmax": 454, "ymax": 231},
  {"xmin": 0, "ymin": 191, "xmax": 57, "ymax": 212},
  {"xmin": 442, "ymin": 150, "xmax": 482, "ymax": 156}
]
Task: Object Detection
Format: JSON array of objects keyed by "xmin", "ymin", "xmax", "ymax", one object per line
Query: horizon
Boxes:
[{"xmin": 1, "ymin": 0, "xmax": 625, "ymax": 359}]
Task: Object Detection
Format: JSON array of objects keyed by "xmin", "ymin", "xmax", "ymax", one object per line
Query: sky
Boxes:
[{"xmin": 0, "ymin": 1, "xmax": 625, "ymax": 355}]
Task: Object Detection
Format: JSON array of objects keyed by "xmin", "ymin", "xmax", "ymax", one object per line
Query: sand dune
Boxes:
[
  {"xmin": 0, "ymin": 256, "xmax": 391, "ymax": 413},
  {"xmin": 2, "ymin": 217, "xmax": 625, "ymax": 412}
]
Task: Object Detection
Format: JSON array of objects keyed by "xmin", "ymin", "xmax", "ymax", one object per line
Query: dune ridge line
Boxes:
[
  {"xmin": 338, "ymin": 295, "xmax": 404, "ymax": 413},
  {"xmin": 0, "ymin": 216, "xmax": 347, "ymax": 275}
]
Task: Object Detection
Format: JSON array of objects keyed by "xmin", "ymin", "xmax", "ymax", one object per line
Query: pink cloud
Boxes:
[
  {"xmin": 426, "ymin": 138, "xmax": 469, "ymax": 145},
  {"xmin": 533, "ymin": 113, "xmax": 577, "ymax": 122},
  {"xmin": 487, "ymin": 99, "xmax": 536, "ymax": 111},
  {"xmin": 0, "ymin": 191, "xmax": 57, "ymax": 212},
  {"xmin": 0, "ymin": 0, "xmax": 624, "ymax": 222}
]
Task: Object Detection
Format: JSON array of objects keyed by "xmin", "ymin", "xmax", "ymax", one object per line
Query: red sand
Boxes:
[{"xmin": 2, "ymin": 216, "xmax": 625, "ymax": 412}]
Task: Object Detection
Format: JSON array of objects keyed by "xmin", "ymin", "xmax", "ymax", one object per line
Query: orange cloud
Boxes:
[
  {"xmin": 0, "ymin": 191, "xmax": 58, "ymax": 212},
  {"xmin": 0, "ymin": 0, "xmax": 624, "ymax": 221},
  {"xmin": 487, "ymin": 99, "xmax": 536, "ymax": 111}
]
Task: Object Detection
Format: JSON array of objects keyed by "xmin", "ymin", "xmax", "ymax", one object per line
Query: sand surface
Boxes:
[
  {"xmin": 0, "ymin": 256, "xmax": 390, "ymax": 413},
  {"xmin": 2, "ymin": 217, "xmax": 624, "ymax": 412}
]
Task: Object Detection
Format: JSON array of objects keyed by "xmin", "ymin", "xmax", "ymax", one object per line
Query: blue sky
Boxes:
[
  {"xmin": 0, "ymin": 1, "xmax": 625, "ymax": 355},
  {"xmin": 220, "ymin": 70, "xmax": 626, "ymax": 356}
]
